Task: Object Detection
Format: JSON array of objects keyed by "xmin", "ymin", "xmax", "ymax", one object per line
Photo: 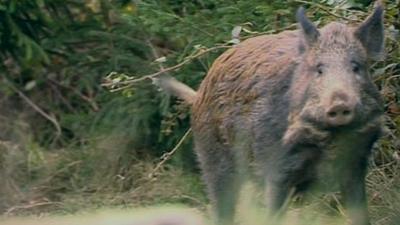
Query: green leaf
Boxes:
[{"xmin": 24, "ymin": 80, "xmax": 37, "ymax": 91}]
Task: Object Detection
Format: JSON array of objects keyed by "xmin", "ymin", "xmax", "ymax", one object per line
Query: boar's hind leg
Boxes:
[{"xmin": 196, "ymin": 141, "xmax": 241, "ymax": 225}]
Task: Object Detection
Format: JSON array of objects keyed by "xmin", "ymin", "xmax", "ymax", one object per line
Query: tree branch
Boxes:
[
  {"xmin": 102, "ymin": 45, "xmax": 230, "ymax": 92},
  {"xmin": 148, "ymin": 128, "xmax": 192, "ymax": 179},
  {"xmin": 4, "ymin": 78, "xmax": 62, "ymax": 141}
]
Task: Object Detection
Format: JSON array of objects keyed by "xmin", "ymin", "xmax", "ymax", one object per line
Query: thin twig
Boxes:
[
  {"xmin": 48, "ymin": 79, "xmax": 100, "ymax": 111},
  {"xmin": 174, "ymin": 194, "xmax": 207, "ymax": 210},
  {"xmin": 147, "ymin": 39, "xmax": 168, "ymax": 72},
  {"xmin": 42, "ymin": 160, "xmax": 82, "ymax": 184},
  {"xmin": 240, "ymin": 23, "xmax": 298, "ymax": 40},
  {"xmin": 4, "ymin": 79, "xmax": 62, "ymax": 141},
  {"xmin": 102, "ymin": 45, "xmax": 230, "ymax": 92},
  {"xmin": 5, "ymin": 201, "xmax": 63, "ymax": 216},
  {"xmin": 148, "ymin": 128, "xmax": 192, "ymax": 178},
  {"xmin": 145, "ymin": 41, "xmax": 193, "ymax": 179},
  {"xmin": 294, "ymin": 0, "xmax": 363, "ymax": 22},
  {"xmin": 48, "ymin": 82, "xmax": 77, "ymax": 113}
]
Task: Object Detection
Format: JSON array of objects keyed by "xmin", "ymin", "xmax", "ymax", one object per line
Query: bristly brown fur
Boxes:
[{"xmin": 193, "ymin": 31, "xmax": 300, "ymax": 125}]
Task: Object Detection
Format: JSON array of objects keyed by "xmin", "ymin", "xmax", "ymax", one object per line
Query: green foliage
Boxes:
[{"xmin": 0, "ymin": 0, "xmax": 51, "ymax": 64}]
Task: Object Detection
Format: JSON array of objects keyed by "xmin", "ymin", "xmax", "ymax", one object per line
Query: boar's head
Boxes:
[{"xmin": 290, "ymin": 3, "xmax": 384, "ymax": 130}]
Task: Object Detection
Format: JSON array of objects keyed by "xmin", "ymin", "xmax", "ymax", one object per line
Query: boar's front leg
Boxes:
[
  {"xmin": 339, "ymin": 130, "xmax": 380, "ymax": 225},
  {"xmin": 264, "ymin": 146, "xmax": 321, "ymax": 220},
  {"xmin": 265, "ymin": 178, "xmax": 293, "ymax": 216},
  {"xmin": 264, "ymin": 125, "xmax": 327, "ymax": 220},
  {"xmin": 340, "ymin": 158, "xmax": 370, "ymax": 225}
]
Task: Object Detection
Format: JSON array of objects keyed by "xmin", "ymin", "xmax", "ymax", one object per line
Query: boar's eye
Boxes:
[
  {"xmin": 351, "ymin": 61, "xmax": 361, "ymax": 73},
  {"xmin": 316, "ymin": 63, "xmax": 324, "ymax": 76}
]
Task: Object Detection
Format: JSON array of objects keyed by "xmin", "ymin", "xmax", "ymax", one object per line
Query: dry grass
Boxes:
[{"xmin": 0, "ymin": 128, "xmax": 206, "ymax": 217}]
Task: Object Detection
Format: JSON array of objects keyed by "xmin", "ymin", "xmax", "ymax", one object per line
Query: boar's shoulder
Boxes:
[{"xmin": 193, "ymin": 31, "xmax": 300, "ymax": 124}]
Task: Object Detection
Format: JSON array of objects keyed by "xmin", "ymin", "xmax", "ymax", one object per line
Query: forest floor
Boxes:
[
  {"xmin": 1, "ymin": 140, "xmax": 399, "ymax": 225},
  {"xmin": 1, "ymin": 164, "xmax": 399, "ymax": 225}
]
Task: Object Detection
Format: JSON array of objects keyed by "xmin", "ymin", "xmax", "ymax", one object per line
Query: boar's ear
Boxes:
[
  {"xmin": 296, "ymin": 7, "xmax": 320, "ymax": 50},
  {"xmin": 354, "ymin": 1, "xmax": 384, "ymax": 61}
]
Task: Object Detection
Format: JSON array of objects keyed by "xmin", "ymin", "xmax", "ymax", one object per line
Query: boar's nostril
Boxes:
[
  {"xmin": 328, "ymin": 111, "xmax": 337, "ymax": 118},
  {"xmin": 342, "ymin": 110, "xmax": 351, "ymax": 115},
  {"xmin": 326, "ymin": 104, "xmax": 355, "ymax": 126}
]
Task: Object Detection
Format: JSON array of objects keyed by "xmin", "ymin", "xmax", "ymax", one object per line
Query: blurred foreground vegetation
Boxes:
[{"xmin": 0, "ymin": 0, "xmax": 399, "ymax": 224}]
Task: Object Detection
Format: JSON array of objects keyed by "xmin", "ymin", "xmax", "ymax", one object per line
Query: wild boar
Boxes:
[{"xmin": 154, "ymin": 2, "xmax": 384, "ymax": 225}]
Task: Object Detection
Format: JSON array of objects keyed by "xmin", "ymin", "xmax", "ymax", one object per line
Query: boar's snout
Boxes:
[{"xmin": 325, "ymin": 91, "xmax": 357, "ymax": 127}]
